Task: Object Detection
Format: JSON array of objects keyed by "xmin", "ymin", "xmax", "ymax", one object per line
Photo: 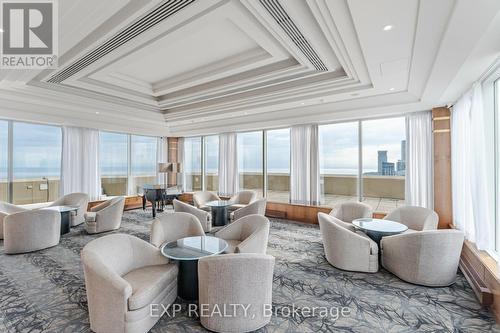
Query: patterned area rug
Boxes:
[{"xmin": 0, "ymin": 209, "xmax": 497, "ymax": 332}]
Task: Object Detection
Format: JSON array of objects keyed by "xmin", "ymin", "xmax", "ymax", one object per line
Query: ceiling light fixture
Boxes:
[
  {"xmin": 301, "ymin": 102, "xmax": 305, "ymax": 105},
  {"xmin": 0, "ymin": 28, "xmax": 3, "ymax": 33},
  {"xmin": 95, "ymin": 111, "xmax": 100, "ymax": 115},
  {"xmin": 383, "ymin": 25, "xmax": 394, "ymax": 31},
  {"xmin": 389, "ymin": 87, "xmax": 395, "ymax": 91}
]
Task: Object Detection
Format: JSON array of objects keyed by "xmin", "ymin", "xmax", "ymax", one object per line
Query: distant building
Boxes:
[
  {"xmin": 377, "ymin": 151, "xmax": 387, "ymax": 175},
  {"xmin": 382, "ymin": 162, "xmax": 395, "ymax": 176},
  {"xmin": 397, "ymin": 160, "xmax": 406, "ymax": 175},
  {"xmin": 397, "ymin": 140, "xmax": 406, "ymax": 176}
]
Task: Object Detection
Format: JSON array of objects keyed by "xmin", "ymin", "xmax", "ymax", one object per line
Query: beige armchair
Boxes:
[
  {"xmin": 330, "ymin": 201, "xmax": 372, "ymax": 223},
  {"xmin": 318, "ymin": 212, "xmax": 378, "ymax": 273},
  {"xmin": 173, "ymin": 199, "xmax": 212, "ymax": 232},
  {"xmin": 50, "ymin": 192, "xmax": 89, "ymax": 226},
  {"xmin": 193, "ymin": 191, "xmax": 220, "ymax": 211},
  {"xmin": 150, "ymin": 212, "xmax": 205, "ymax": 247},
  {"xmin": 381, "ymin": 230, "xmax": 465, "ymax": 286},
  {"xmin": 384, "ymin": 206, "xmax": 439, "ymax": 231},
  {"xmin": 215, "ymin": 214, "xmax": 269, "ymax": 254},
  {"xmin": 85, "ymin": 197, "xmax": 125, "ymax": 234},
  {"xmin": 4, "ymin": 210, "xmax": 61, "ymax": 254},
  {"xmin": 230, "ymin": 198, "xmax": 267, "ymax": 222},
  {"xmin": 0, "ymin": 201, "xmax": 28, "ymax": 239},
  {"xmin": 198, "ymin": 254, "xmax": 274, "ymax": 333},
  {"xmin": 229, "ymin": 190, "xmax": 257, "ymax": 211},
  {"xmin": 81, "ymin": 234, "xmax": 178, "ymax": 333}
]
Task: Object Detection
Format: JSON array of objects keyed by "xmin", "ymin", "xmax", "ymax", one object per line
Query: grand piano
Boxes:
[{"xmin": 142, "ymin": 185, "xmax": 182, "ymax": 218}]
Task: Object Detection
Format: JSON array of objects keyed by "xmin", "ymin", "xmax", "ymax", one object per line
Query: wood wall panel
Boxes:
[
  {"xmin": 265, "ymin": 201, "xmax": 332, "ymax": 224},
  {"xmin": 167, "ymin": 137, "xmax": 179, "ymax": 186},
  {"xmin": 432, "ymin": 107, "xmax": 453, "ymax": 228}
]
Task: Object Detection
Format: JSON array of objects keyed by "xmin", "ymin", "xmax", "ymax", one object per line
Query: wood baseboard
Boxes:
[{"xmin": 460, "ymin": 241, "xmax": 498, "ymax": 321}]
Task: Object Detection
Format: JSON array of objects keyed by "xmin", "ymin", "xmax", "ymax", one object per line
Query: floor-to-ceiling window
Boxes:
[
  {"xmin": 362, "ymin": 117, "xmax": 406, "ymax": 212},
  {"xmin": 204, "ymin": 135, "xmax": 219, "ymax": 193},
  {"xmin": 12, "ymin": 122, "xmax": 62, "ymax": 204},
  {"xmin": 495, "ymin": 78, "xmax": 500, "ymax": 252},
  {"xmin": 319, "ymin": 122, "xmax": 359, "ymax": 207},
  {"xmin": 238, "ymin": 131, "xmax": 263, "ymax": 197},
  {"xmin": 100, "ymin": 132, "xmax": 128, "ymax": 196},
  {"xmin": 0, "ymin": 121, "xmax": 8, "ymax": 202},
  {"xmin": 130, "ymin": 135, "xmax": 157, "ymax": 195},
  {"xmin": 266, "ymin": 128, "xmax": 290, "ymax": 203},
  {"xmin": 184, "ymin": 137, "xmax": 202, "ymax": 192}
]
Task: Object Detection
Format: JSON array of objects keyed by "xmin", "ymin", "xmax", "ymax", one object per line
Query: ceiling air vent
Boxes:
[
  {"xmin": 259, "ymin": 0, "xmax": 327, "ymax": 72},
  {"xmin": 48, "ymin": 0, "xmax": 196, "ymax": 83}
]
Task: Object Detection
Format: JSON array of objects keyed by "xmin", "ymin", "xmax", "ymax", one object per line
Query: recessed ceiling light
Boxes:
[
  {"xmin": 301, "ymin": 102, "xmax": 305, "ymax": 105},
  {"xmin": 383, "ymin": 25, "xmax": 394, "ymax": 31},
  {"xmin": 389, "ymin": 87, "xmax": 395, "ymax": 91},
  {"xmin": 95, "ymin": 111, "xmax": 100, "ymax": 115}
]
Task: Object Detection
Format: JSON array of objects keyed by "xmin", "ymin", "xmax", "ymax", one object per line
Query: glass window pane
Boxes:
[
  {"xmin": 12, "ymin": 122, "xmax": 61, "ymax": 204},
  {"xmin": 238, "ymin": 131, "xmax": 263, "ymax": 197},
  {"xmin": 184, "ymin": 137, "xmax": 202, "ymax": 192},
  {"xmin": 100, "ymin": 132, "xmax": 128, "ymax": 196},
  {"xmin": 362, "ymin": 117, "xmax": 406, "ymax": 212},
  {"xmin": 0, "ymin": 121, "xmax": 8, "ymax": 202},
  {"xmin": 204, "ymin": 135, "xmax": 218, "ymax": 193},
  {"xmin": 266, "ymin": 128, "xmax": 290, "ymax": 203},
  {"xmin": 131, "ymin": 135, "xmax": 157, "ymax": 195},
  {"xmin": 319, "ymin": 122, "xmax": 359, "ymax": 207}
]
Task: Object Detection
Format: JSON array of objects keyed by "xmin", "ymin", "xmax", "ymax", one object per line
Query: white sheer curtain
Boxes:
[
  {"xmin": 405, "ymin": 111, "xmax": 433, "ymax": 208},
  {"xmin": 218, "ymin": 133, "xmax": 238, "ymax": 196},
  {"xmin": 451, "ymin": 83, "xmax": 493, "ymax": 250},
  {"xmin": 156, "ymin": 137, "xmax": 168, "ymax": 184},
  {"xmin": 60, "ymin": 126, "xmax": 100, "ymax": 200},
  {"xmin": 290, "ymin": 125, "xmax": 320, "ymax": 205},
  {"xmin": 178, "ymin": 137, "xmax": 185, "ymax": 191}
]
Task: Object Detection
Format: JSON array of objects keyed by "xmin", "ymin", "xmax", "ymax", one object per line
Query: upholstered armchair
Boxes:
[
  {"xmin": 198, "ymin": 254, "xmax": 274, "ymax": 333},
  {"xmin": 230, "ymin": 198, "xmax": 267, "ymax": 222},
  {"xmin": 81, "ymin": 234, "xmax": 178, "ymax": 333},
  {"xmin": 173, "ymin": 199, "xmax": 212, "ymax": 232},
  {"xmin": 0, "ymin": 201, "xmax": 28, "ymax": 239},
  {"xmin": 384, "ymin": 206, "xmax": 439, "ymax": 231},
  {"xmin": 193, "ymin": 191, "xmax": 220, "ymax": 211},
  {"xmin": 150, "ymin": 212, "xmax": 205, "ymax": 247},
  {"xmin": 84, "ymin": 197, "xmax": 125, "ymax": 234},
  {"xmin": 215, "ymin": 214, "xmax": 270, "ymax": 254},
  {"xmin": 4, "ymin": 210, "xmax": 61, "ymax": 254},
  {"xmin": 318, "ymin": 212, "xmax": 378, "ymax": 273},
  {"xmin": 330, "ymin": 201, "xmax": 372, "ymax": 223},
  {"xmin": 381, "ymin": 230, "xmax": 465, "ymax": 286},
  {"xmin": 229, "ymin": 190, "xmax": 257, "ymax": 211},
  {"xmin": 50, "ymin": 192, "xmax": 89, "ymax": 226}
]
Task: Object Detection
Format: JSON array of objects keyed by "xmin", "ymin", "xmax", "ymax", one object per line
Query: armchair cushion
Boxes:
[
  {"xmin": 84, "ymin": 212, "xmax": 97, "ymax": 222},
  {"xmin": 124, "ymin": 264, "xmax": 178, "ymax": 311},
  {"xmin": 384, "ymin": 206, "xmax": 439, "ymax": 231},
  {"xmin": 224, "ymin": 240, "xmax": 242, "ymax": 254}
]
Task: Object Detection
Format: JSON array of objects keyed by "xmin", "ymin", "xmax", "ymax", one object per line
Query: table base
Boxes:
[
  {"xmin": 211, "ymin": 206, "xmax": 228, "ymax": 227},
  {"xmin": 178, "ymin": 260, "xmax": 199, "ymax": 301},
  {"xmin": 60, "ymin": 211, "xmax": 71, "ymax": 235}
]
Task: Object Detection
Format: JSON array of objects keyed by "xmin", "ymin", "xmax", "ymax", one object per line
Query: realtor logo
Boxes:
[{"xmin": 1, "ymin": 0, "xmax": 58, "ymax": 68}]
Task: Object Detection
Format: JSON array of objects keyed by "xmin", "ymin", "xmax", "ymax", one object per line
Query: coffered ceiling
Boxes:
[{"xmin": 0, "ymin": 0, "xmax": 499, "ymax": 136}]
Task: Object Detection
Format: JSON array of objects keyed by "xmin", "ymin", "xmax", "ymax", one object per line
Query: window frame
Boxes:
[{"xmin": 0, "ymin": 119, "xmax": 62, "ymax": 204}]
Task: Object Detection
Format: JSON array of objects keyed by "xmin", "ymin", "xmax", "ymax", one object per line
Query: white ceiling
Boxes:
[{"xmin": 0, "ymin": 0, "xmax": 499, "ymax": 136}]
